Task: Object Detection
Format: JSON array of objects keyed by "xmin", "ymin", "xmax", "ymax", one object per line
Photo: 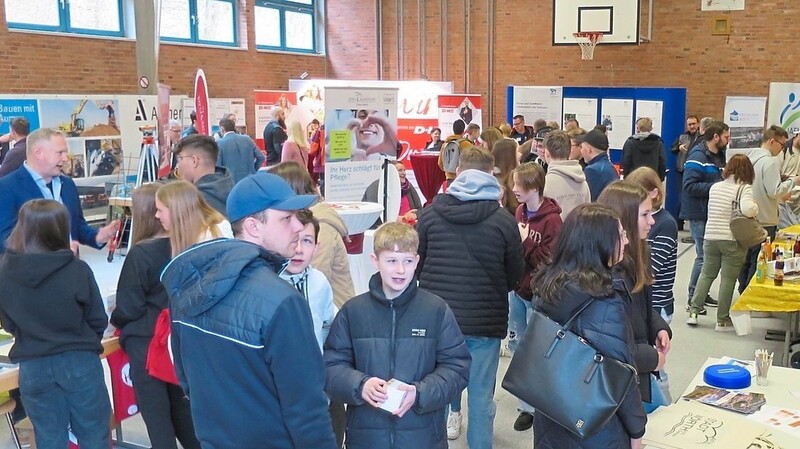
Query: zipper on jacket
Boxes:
[{"xmin": 390, "ymin": 300, "xmax": 396, "ymax": 449}]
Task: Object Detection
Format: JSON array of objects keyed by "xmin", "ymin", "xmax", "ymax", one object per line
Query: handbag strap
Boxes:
[
  {"xmin": 560, "ymin": 297, "xmax": 597, "ymax": 333},
  {"xmin": 731, "ymin": 184, "xmax": 744, "ymax": 212}
]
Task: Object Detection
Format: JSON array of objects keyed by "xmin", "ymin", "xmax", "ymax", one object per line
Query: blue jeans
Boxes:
[
  {"xmin": 461, "ymin": 336, "xmax": 501, "ymax": 449},
  {"xmin": 688, "ymin": 220, "xmax": 707, "ymax": 300},
  {"xmin": 19, "ymin": 351, "xmax": 111, "ymax": 449},
  {"xmin": 507, "ymin": 292, "xmax": 534, "ymax": 413}
]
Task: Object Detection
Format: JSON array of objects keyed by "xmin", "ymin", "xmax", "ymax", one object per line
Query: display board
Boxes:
[
  {"xmin": 768, "ymin": 82, "xmax": 800, "ymax": 136},
  {"xmin": 724, "ymin": 96, "xmax": 767, "ymax": 149},
  {"xmin": 253, "ymin": 90, "xmax": 298, "ymax": 150},
  {"xmin": 438, "ymin": 94, "xmax": 482, "ymax": 135},
  {"xmin": 510, "ymin": 86, "xmax": 564, "ymax": 124}
]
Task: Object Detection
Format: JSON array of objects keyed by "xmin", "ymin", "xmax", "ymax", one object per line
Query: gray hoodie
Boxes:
[
  {"xmin": 544, "ymin": 160, "xmax": 591, "ymax": 220},
  {"xmin": 195, "ymin": 166, "xmax": 234, "ymax": 217},
  {"xmin": 447, "ymin": 169, "xmax": 501, "ymax": 202}
]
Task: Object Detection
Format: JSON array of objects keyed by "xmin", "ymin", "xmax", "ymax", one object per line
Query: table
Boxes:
[
  {"xmin": 732, "ymin": 225, "xmax": 800, "ymax": 366},
  {"xmin": 327, "ymin": 202, "xmax": 383, "ymax": 295},
  {"xmin": 410, "ymin": 153, "xmax": 445, "ymax": 205},
  {"xmin": 642, "ymin": 357, "xmax": 800, "ymax": 448}
]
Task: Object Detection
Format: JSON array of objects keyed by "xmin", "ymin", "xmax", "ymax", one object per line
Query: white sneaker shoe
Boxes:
[{"xmin": 447, "ymin": 411, "xmax": 462, "ymax": 440}]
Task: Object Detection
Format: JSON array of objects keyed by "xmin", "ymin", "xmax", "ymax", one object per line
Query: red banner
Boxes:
[
  {"xmin": 194, "ymin": 69, "xmax": 210, "ymax": 135},
  {"xmin": 157, "ymin": 83, "xmax": 172, "ymax": 178},
  {"xmin": 253, "ymin": 90, "xmax": 297, "ymax": 150}
]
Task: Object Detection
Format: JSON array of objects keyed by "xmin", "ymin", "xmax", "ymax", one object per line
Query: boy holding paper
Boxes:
[{"xmin": 324, "ymin": 222, "xmax": 471, "ymax": 449}]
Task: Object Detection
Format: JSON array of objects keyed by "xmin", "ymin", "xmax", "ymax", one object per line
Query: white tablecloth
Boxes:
[
  {"xmin": 327, "ymin": 202, "xmax": 384, "ymax": 235},
  {"xmin": 349, "ymin": 229, "xmax": 377, "ymax": 295}
]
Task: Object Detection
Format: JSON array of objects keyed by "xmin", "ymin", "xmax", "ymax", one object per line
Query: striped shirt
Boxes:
[
  {"xmin": 704, "ymin": 178, "xmax": 758, "ymax": 242},
  {"xmin": 648, "ymin": 208, "xmax": 677, "ymax": 315}
]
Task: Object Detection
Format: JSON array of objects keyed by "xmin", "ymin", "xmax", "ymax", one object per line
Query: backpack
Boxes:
[{"xmin": 442, "ymin": 138, "xmax": 466, "ymax": 173}]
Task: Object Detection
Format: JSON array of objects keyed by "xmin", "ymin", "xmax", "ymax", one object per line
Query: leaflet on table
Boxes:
[
  {"xmin": 643, "ymin": 400, "xmax": 792, "ymax": 449},
  {"xmin": 683, "ymin": 385, "xmax": 765, "ymax": 414},
  {"xmin": 719, "ymin": 356, "xmax": 757, "ymax": 376},
  {"xmin": 748, "ymin": 406, "xmax": 800, "ymax": 437}
]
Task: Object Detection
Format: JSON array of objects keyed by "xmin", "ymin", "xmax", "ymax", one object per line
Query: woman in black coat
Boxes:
[{"xmin": 531, "ymin": 203, "xmax": 646, "ymax": 449}]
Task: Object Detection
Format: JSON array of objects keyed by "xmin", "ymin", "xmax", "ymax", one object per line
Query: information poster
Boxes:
[
  {"xmin": 323, "ymin": 86, "xmax": 398, "ymax": 201},
  {"xmin": 724, "ymin": 96, "xmax": 767, "ymax": 149},
  {"xmin": 438, "ymin": 94, "xmax": 482, "ymax": 134},
  {"xmin": 253, "ymin": 90, "xmax": 298, "ymax": 149},
  {"xmin": 601, "ymin": 98, "xmax": 634, "ymax": 149},
  {"xmin": 768, "ymin": 82, "xmax": 800, "ymax": 136},
  {"xmin": 181, "ymin": 97, "xmax": 246, "ymax": 135},
  {"xmin": 0, "ymin": 99, "xmax": 40, "ymax": 134},
  {"xmin": 290, "ymin": 79, "xmax": 452, "ymax": 159},
  {"xmin": 562, "ymin": 98, "xmax": 597, "ymax": 130},
  {"xmin": 512, "ymin": 86, "xmax": 564, "ymax": 124},
  {"xmin": 636, "ymin": 100, "xmax": 664, "ymax": 136}
]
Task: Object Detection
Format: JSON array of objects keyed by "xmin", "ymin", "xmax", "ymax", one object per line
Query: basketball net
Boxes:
[{"xmin": 573, "ymin": 32, "xmax": 602, "ymax": 60}]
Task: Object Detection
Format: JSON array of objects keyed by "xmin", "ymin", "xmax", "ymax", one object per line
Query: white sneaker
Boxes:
[{"xmin": 447, "ymin": 411, "xmax": 462, "ymax": 440}]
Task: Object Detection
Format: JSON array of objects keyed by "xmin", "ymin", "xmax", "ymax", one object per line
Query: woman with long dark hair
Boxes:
[
  {"xmin": 598, "ymin": 181, "xmax": 672, "ymax": 410},
  {"xmin": 531, "ymin": 203, "xmax": 646, "ymax": 449}
]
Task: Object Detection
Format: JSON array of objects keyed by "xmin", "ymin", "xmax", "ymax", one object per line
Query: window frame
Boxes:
[
  {"xmin": 255, "ymin": 0, "xmax": 318, "ymax": 54},
  {"xmin": 159, "ymin": 0, "xmax": 239, "ymax": 47},
  {"xmin": 5, "ymin": 0, "xmax": 126, "ymax": 37}
]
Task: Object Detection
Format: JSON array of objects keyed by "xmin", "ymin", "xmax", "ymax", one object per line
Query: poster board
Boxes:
[
  {"xmin": 253, "ymin": 90, "xmax": 299, "ymax": 149},
  {"xmin": 181, "ymin": 97, "xmax": 246, "ymax": 134},
  {"xmin": 511, "ymin": 86, "xmax": 564, "ymax": 124},
  {"xmin": 601, "ymin": 98, "xmax": 635, "ymax": 149},
  {"xmin": 636, "ymin": 100, "xmax": 664, "ymax": 136},
  {"xmin": 768, "ymin": 82, "xmax": 800, "ymax": 135},
  {"xmin": 724, "ymin": 96, "xmax": 767, "ymax": 149},
  {"xmin": 438, "ymin": 94, "xmax": 482, "ymax": 135},
  {"xmin": 562, "ymin": 98, "xmax": 598, "ymax": 130}
]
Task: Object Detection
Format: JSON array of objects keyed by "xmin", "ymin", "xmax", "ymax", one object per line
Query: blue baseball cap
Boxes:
[{"xmin": 227, "ymin": 173, "xmax": 318, "ymax": 223}]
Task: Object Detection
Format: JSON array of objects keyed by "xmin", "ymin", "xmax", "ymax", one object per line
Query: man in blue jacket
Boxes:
[
  {"xmin": 216, "ymin": 118, "xmax": 265, "ymax": 183},
  {"xmin": 579, "ymin": 129, "xmax": 619, "ymax": 201},
  {"xmin": 680, "ymin": 121, "xmax": 729, "ymax": 311},
  {"xmin": 161, "ymin": 173, "xmax": 337, "ymax": 449},
  {"xmin": 0, "ymin": 128, "xmax": 118, "ymax": 253}
]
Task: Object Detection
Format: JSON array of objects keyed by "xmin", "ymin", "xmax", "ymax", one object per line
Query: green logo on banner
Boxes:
[{"xmin": 329, "ymin": 130, "xmax": 352, "ymax": 160}]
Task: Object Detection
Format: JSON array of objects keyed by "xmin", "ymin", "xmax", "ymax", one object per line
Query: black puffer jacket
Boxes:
[
  {"xmin": 324, "ymin": 274, "xmax": 471, "ymax": 449},
  {"xmin": 416, "ymin": 171, "xmax": 524, "ymax": 338},
  {"xmin": 532, "ymin": 281, "xmax": 647, "ymax": 449},
  {"xmin": 621, "ymin": 132, "xmax": 667, "ymax": 180}
]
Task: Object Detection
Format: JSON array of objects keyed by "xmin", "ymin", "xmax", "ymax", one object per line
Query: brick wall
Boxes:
[
  {"xmin": 375, "ymin": 0, "xmax": 797, "ymax": 127},
  {"xmin": 1, "ymin": 0, "xmax": 795, "ymax": 132},
  {"xmin": 0, "ymin": 0, "xmax": 328, "ymax": 137}
]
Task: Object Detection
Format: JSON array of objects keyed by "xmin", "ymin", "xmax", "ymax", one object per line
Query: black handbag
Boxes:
[
  {"xmin": 729, "ymin": 184, "xmax": 767, "ymax": 250},
  {"xmin": 501, "ymin": 297, "xmax": 638, "ymax": 439}
]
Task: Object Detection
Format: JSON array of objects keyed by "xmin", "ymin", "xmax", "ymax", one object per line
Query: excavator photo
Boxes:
[{"xmin": 58, "ymin": 99, "xmax": 88, "ymax": 137}]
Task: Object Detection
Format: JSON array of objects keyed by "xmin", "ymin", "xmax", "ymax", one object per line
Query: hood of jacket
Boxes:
[
  {"xmin": 628, "ymin": 132, "xmax": 663, "ymax": 152},
  {"xmin": 518, "ymin": 197, "xmax": 562, "ymax": 223},
  {"xmin": 195, "ymin": 166, "xmax": 234, "ymax": 204},
  {"xmin": 431, "ymin": 183, "xmax": 503, "ymax": 226},
  {"xmin": 0, "ymin": 249, "xmax": 76, "ymax": 288},
  {"xmin": 161, "ymin": 239, "xmax": 286, "ymax": 318},
  {"xmin": 447, "ymin": 169, "xmax": 501, "ymax": 202},
  {"xmin": 546, "ymin": 160, "xmax": 586, "ymax": 183},
  {"xmin": 311, "ymin": 202, "xmax": 349, "ymax": 237}
]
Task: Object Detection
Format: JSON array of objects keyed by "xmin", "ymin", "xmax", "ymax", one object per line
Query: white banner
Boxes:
[
  {"xmin": 601, "ymin": 98, "xmax": 634, "ymax": 149},
  {"xmin": 724, "ymin": 96, "xmax": 767, "ymax": 149},
  {"xmin": 636, "ymin": 100, "xmax": 664, "ymax": 136},
  {"xmin": 768, "ymin": 82, "xmax": 800, "ymax": 135},
  {"xmin": 323, "ymin": 86, "xmax": 398, "ymax": 201},
  {"xmin": 438, "ymin": 94, "xmax": 482, "ymax": 135},
  {"xmin": 562, "ymin": 98, "xmax": 597, "ymax": 130},
  {"xmin": 512, "ymin": 86, "xmax": 563, "ymax": 124}
]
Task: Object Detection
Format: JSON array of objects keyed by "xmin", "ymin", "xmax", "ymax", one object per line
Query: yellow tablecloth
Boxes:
[{"xmin": 732, "ymin": 224, "xmax": 800, "ymax": 312}]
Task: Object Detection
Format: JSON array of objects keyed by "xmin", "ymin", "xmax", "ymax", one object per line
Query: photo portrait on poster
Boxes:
[
  {"xmin": 325, "ymin": 108, "xmax": 397, "ymax": 161},
  {"xmin": 438, "ymin": 95, "xmax": 482, "ymax": 136}
]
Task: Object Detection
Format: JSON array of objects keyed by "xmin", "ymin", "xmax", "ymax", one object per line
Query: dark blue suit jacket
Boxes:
[{"xmin": 0, "ymin": 166, "xmax": 99, "ymax": 252}]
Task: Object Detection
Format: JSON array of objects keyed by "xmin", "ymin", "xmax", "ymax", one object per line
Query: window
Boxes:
[
  {"xmin": 160, "ymin": 0, "xmax": 237, "ymax": 46},
  {"xmin": 255, "ymin": 0, "xmax": 317, "ymax": 53},
  {"xmin": 5, "ymin": 0, "xmax": 124, "ymax": 37}
]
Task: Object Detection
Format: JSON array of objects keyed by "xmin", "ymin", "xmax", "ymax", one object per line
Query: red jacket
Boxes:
[{"xmin": 515, "ymin": 197, "xmax": 563, "ymax": 299}]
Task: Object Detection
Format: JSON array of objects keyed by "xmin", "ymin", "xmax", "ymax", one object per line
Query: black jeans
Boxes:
[
  {"xmin": 124, "ymin": 337, "xmax": 201, "ymax": 449},
  {"xmin": 675, "ymin": 171, "xmax": 684, "ymax": 229},
  {"xmin": 738, "ymin": 226, "xmax": 777, "ymax": 293}
]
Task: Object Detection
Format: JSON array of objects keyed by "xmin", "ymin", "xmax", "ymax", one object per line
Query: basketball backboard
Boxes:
[{"xmin": 553, "ymin": 0, "xmax": 640, "ymax": 45}]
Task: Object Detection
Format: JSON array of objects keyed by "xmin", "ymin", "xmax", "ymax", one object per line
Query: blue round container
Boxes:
[{"xmin": 703, "ymin": 364, "xmax": 751, "ymax": 389}]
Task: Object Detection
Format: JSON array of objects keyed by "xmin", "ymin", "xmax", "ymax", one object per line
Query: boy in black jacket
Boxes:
[{"xmin": 324, "ymin": 222, "xmax": 471, "ymax": 449}]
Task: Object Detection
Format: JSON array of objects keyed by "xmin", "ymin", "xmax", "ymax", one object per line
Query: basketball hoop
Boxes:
[{"xmin": 573, "ymin": 32, "xmax": 603, "ymax": 60}]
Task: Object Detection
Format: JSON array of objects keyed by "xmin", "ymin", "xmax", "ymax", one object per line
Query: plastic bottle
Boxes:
[
  {"xmin": 765, "ymin": 237, "xmax": 772, "ymax": 261},
  {"xmin": 756, "ymin": 245, "xmax": 767, "ymax": 284},
  {"xmin": 794, "ymin": 236, "xmax": 800, "ymax": 258},
  {"xmin": 774, "ymin": 255, "xmax": 785, "ymax": 287},
  {"xmin": 773, "ymin": 244, "xmax": 781, "ymax": 261}
]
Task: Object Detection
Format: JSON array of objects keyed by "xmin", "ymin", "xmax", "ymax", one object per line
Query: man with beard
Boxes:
[
  {"xmin": 680, "ymin": 121, "xmax": 729, "ymax": 312},
  {"xmin": 670, "ymin": 115, "xmax": 701, "ymax": 230},
  {"xmin": 263, "ymin": 106, "xmax": 287, "ymax": 166}
]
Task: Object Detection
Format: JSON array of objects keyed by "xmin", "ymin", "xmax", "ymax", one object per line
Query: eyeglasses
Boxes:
[{"xmin": 774, "ymin": 139, "xmax": 788, "ymax": 147}]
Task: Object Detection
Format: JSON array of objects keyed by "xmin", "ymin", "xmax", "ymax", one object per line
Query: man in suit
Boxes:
[
  {"xmin": 0, "ymin": 128, "xmax": 118, "ymax": 253},
  {"xmin": 217, "ymin": 118, "xmax": 265, "ymax": 184},
  {"xmin": 0, "ymin": 117, "xmax": 30, "ymax": 178}
]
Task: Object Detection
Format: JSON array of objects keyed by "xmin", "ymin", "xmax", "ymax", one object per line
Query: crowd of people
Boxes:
[{"xmin": 0, "ymin": 108, "xmax": 793, "ymax": 449}]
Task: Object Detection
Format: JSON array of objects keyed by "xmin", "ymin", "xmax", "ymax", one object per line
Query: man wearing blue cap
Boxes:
[{"xmin": 160, "ymin": 172, "xmax": 338, "ymax": 449}]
